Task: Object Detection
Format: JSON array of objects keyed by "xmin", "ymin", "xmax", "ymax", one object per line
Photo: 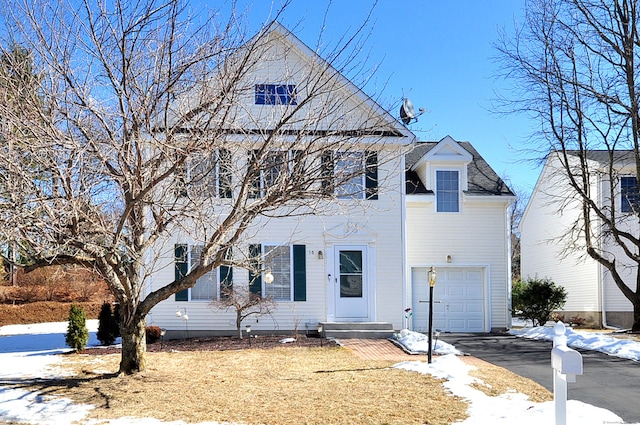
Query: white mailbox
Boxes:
[{"xmin": 551, "ymin": 344, "xmax": 583, "ymax": 382}]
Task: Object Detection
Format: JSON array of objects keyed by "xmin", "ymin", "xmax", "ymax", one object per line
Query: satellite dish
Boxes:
[
  {"xmin": 400, "ymin": 98, "xmax": 424, "ymax": 125},
  {"xmin": 400, "ymin": 98, "xmax": 415, "ymax": 125}
]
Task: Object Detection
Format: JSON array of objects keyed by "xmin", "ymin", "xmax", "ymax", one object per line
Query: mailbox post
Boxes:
[{"xmin": 551, "ymin": 321, "xmax": 583, "ymax": 425}]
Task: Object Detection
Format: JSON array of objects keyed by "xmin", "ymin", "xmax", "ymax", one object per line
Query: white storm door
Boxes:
[{"xmin": 334, "ymin": 246, "xmax": 369, "ymax": 320}]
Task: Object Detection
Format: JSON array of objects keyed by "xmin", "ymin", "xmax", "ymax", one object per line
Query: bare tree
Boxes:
[
  {"xmin": 0, "ymin": 0, "xmax": 406, "ymax": 374},
  {"xmin": 497, "ymin": 0, "xmax": 640, "ymax": 330},
  {"xmin": 212, "ymin": 287, "xmax": 276, "ymax": 339}
]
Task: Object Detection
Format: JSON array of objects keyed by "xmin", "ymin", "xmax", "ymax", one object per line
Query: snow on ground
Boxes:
[
  {"xmin": 510, "ymin": 325, "xmax": 640, "ymax": 362},
  {"xmin": 0, "ymin": 323, "xmax": 638, "ymax": 425}
]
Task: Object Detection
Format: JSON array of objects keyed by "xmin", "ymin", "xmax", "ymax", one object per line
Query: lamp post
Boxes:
[
  {"xmin": 246, "ymin": 325, "xmax": 252, "ymax": 347},
  {"xmin": 427, "ymin": 266, "xmax": 437, "ymax": 364}
]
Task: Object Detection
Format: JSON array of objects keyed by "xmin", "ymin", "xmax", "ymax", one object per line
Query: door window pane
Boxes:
[{"xmin": 339, "ymin": 250, "xmax": 363, "ymax": 298}]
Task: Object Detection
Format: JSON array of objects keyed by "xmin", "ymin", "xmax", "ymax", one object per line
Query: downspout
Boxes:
[
  {"xmin": 505, "ymin": 199, "xmax": 514, "ymax": 330},
  {"xmin": 401, "ymin": 150, "xmax": 408, "ymax": 331}
]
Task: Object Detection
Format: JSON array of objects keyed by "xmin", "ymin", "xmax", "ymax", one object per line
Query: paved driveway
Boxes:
[{"xmin": 440, "ymin": 333, "xmax": 640, "ymax": 424}]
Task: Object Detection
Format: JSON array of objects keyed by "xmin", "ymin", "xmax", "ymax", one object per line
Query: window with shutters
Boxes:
[
  {"xmin": 248, "ymin": 150, "xmax": 303, "ymax": 198},
  {"xmin": 174, "ymin": 244, "xmax": 232, "ymax": 301},
  {"xmin": 175, "ymin": 149, "xmax": 233, "ymax": 199},
  {"xmin": 249, "ymin": 243, "xmax": 306, "ymax": 302},
  {"xmin": 322, "ymin": 150, "xmax": 378, "ymax": 200}
]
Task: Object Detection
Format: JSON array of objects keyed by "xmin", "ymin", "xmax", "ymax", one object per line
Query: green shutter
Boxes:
[
  {"xmin": 248, "ymin": 150, "xmax": 261, "ymax": 198},
  {"xmin": 218, "ymin": 149, "xmax": 233, "ymax": 198},
  {"xmin": 248, "ymin": 244, "xmax": 262, "ymax": 296},
  {"xmin": 365, "ymin": 151, "xmax": 378, "ymax": 200},
  {"xmin": 321, "ymin": 151, "xmax": 334, "ymax": 195},
  {"xmin": 220, "ymin": 247, "xmax": 233, "ymax": 299},
  {"xmin": 175, "ymin": 244, "xmax": 188, "ymax": 301},
  {"xmin": 293, "ymin": 245, "xmax": 306, "ymax": 301}
]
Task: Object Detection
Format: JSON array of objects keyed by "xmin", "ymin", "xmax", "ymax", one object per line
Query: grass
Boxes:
[{"xmin": 13, "ymin": 345, "xmax": 555, "ymax": 425}]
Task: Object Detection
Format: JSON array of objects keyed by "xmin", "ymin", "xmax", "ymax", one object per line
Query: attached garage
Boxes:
[{"xmin": 411, "ymin": 267, "xmax": 487, "ymax": 333}]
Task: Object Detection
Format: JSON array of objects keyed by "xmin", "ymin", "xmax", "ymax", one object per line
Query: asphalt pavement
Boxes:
[{"xmin": 440, "ymin": 333, "xmax": 640, "ymax": 424}]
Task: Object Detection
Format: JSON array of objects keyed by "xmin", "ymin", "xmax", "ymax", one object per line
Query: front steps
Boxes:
[{"xmin": 319, "ymin": 322, "xmax": 395, "ymax": 339}]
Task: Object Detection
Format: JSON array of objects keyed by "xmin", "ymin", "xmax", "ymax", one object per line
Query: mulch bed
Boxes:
[{"xmin": 78, "ymin": 334, "xmax": 339, "ymax": 355}]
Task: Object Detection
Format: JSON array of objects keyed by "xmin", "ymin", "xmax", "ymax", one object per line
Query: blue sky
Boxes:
[{"xmin": 218, "ymin": 1, "xmax": 537, "ymax": 195}]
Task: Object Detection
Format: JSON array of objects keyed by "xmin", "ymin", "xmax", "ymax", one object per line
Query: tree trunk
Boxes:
[
  {"xmin": 119, "ymin": 317, "xmax": 147, "ymax": 374},
  {"xmin": 632, "ymin": 301, "xmax": 640, "ymax": 333}
]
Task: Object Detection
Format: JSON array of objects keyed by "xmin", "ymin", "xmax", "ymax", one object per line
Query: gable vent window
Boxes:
[{"xmin": 255, "ymin": 84, "xmax": 297, "ymax": 105}]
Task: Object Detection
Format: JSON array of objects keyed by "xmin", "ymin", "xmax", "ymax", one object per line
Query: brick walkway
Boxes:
[
  {"xmin": 339, "ymin": 338, "xmax": 486, "ymax": 368},
  {"xmin": 339, "ymin": 338, "xmax": 429, "ymax": 361}
]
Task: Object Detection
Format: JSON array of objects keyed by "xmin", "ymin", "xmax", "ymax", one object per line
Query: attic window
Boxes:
[{"xmin": 255, "ymin": 84, "xmax": 297, "ymax": 105}]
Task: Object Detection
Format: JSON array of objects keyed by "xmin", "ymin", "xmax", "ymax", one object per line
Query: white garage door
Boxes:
[{"xmin": 411, "ymin": 267, "xmax": 485, "ymax": 333}]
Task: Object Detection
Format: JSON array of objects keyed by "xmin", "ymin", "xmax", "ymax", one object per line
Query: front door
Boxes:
[{"xmin": 334, "ymin": 246, "xmax": 369, "ymax": 320}]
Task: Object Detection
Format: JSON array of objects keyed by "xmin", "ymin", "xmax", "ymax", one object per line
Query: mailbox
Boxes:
[{"xmin": 551, "ymin": 344, "xmax": 583, "ymax": 382}]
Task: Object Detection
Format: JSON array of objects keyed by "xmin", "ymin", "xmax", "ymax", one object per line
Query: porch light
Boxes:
[{"xmin": 427, "ymin": 266, "xmax": 436, "ymax": 363}]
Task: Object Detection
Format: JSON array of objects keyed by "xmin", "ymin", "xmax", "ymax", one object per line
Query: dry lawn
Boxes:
[{"xmin": 12, "ymin": 346, "xmax": 553, "ymax": 425}]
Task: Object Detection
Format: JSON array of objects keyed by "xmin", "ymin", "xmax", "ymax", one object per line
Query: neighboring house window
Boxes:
[
  {"xmin": 248, "ymin": 150, "xmax": 303, "ymax": 198},
  {"xmin": 175, "ymin": 149, "xmax": 233, "ymax": 198},
  {"xmin": 322, "ymin": 150, "xmax": 378, "ymax": 200},
  {"xmin": 248, "ymin": 243, "xmax": 306, "ymax": 302},
  {"xmin": 436, "ymin": 170, "xmax": 459, "ymax": 212},
  {"xmin": 254, "ymin": 84, "xmax": 297, "ymax": 105},
  {"xmin": 621, "ymin": 176, "xmax": 640, "ymax": 213},
  {"xmin": 174, "ymin": 244, "xmax": 233, "ymax": 301}
]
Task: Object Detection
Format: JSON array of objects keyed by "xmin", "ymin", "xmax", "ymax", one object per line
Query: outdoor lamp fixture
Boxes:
[
  {"xmin": 317, "ymin": 324, "xmax": 324, "ymax": 347},
  {"xmin": 427, "ymin": 266, "xmax": 437, "ymax": 364},
  {"xmin": 175, "ymin": 307, "xmax": 189, "ymax": 338},
  {"xmin": 246, "ymin": 325, "xmax": 252, "ymax": 347},
  {"xmin": 264, "ymin": 269, "xmax": 274, "ymax": 284},
  {"xmin": 160, "ymin": 328, "xmax": 167, "ymax": 350}
]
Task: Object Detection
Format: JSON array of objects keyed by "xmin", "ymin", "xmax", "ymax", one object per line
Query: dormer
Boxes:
[{"xmin": 405, "ymin": 135, "xmax": 514, "ymax": 212}]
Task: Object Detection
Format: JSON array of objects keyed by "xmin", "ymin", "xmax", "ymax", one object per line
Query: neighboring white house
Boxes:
[
  {"xmin": 404, "ymin": 136, "xmax": 515, "ymax": 333},
  {"xmin": 521, "ymin": 150, "xmax": 638, "ymax": 328},
  {"xmin": 146, "ymin": 23, "xmax": 514, "ymax": 337}
]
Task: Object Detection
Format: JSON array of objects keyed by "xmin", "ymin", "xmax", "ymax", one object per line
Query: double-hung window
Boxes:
[
  {"xmin": 436, "ymin": 170, "xmax": 460, "ymax": 212},
  {"xmin": 248, "ymin": 244, "xmax": 306, "ymax": 302},
  {"xmin": 175, "ymin": 149, "xmax": 233, "ymax": 198},
  {"xmin": 254, "ymin": 84, "xmax": 297, "ymax": 105},
  {"xmin": 621, "ymin": 176, "xmax": 640, "ymax": 213},
  {"xmin": 174, "ymin": 244, "xmax": 233, "ymax": 301},
  {"xmin": 322, "ymin": 150, "xmax": 378, "ymax": 200},
  {"xmin": 248, "ymin": 150, "xmax": 303, "ymax": 198}
]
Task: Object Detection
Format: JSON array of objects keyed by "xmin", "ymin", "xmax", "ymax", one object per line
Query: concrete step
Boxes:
[{"xmin": 320, "ymin": 322, "xmax": 395, "ymax": 339}]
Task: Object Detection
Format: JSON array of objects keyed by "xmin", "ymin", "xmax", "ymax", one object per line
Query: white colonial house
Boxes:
[
  {"xmin": 521, "ymin": 150, "xmax": 638, "ymax": 328},
  {"xmin": 146, "ymin": 23, "xmax": 514, "ymax": 338},
  {"xmin": 404, "ymin": 136, "xmax": 515, "ymax": 333}
]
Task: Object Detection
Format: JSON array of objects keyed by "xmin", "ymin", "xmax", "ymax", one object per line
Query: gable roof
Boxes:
[
  {"xmin": 406, "ymin": 137, "xmax": 514, "ymax": 196},
  {"xmin": 161, "ymin": 21, "xmax": 415, "ymax": 141}
]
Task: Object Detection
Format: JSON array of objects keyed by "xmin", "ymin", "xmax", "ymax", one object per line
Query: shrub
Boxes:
[
  {"xmin": 65, "ymin": 303, "xmax": 89, "ymax": 351},
  {"xmin": 145, "ymin": 326, "xmax": 162, "ymax": 344},
  {"xmin": 96, "ymin": 302, "xmax": 118, "ymax": 345},
  {"xmin": 512, "ymin": 277, "xmax": 567, "ymax": 326}
]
